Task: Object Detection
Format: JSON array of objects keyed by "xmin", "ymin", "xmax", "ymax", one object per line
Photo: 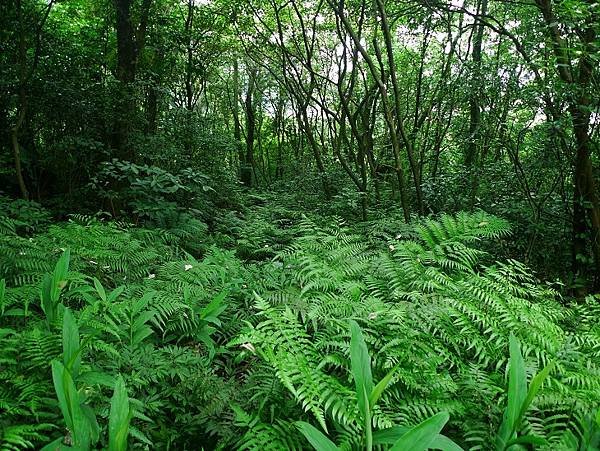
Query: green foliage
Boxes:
[
  {"xmin": 295, "ymin": 320, "xmax": 461, "ymax": 451},
  {"xmin": 1, "ymin": 0, "xmax": 599, "ymax": 444},
  {"xmin": 40, "ymin": 250, "xmax": 70, "ymax": 326},
  {"xmin": 0, "ymin": 194, "xmax": 598, "ymax": 450},
  {"xmin": 108, "ymin": 376, "xmax": 132, "ymax": 451},
  {"xmin": 233, "ymin": 210, "xmax": 599, "ymax": 450}
]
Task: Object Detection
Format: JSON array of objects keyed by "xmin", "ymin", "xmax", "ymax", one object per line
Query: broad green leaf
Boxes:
[
  {"xmin": 349, "ymin": 320, "xmax": 373, "ymax": 419},
  {"xmin": 0, "ymin": 328, "xmax": 15, "ymax": 339},
  {"xmin": 51, "ymin": 250, "xmax": 70, "ymax": 303},
  {"xmin": 201, "ymin": 290, "xmax": 228, "ymax": 319},
  {"xmin": 109, "ymin": 375, "xmax": 132, "ymax": 451},
  {"xmin": 132, "ymin": 327, "xmax": 153, "ymax": 347},
  {"xmin": 373, "ymin": 426, "xmax": 410, "ymax": 444},
  {"xmin": 81, "ymin": 404, "xmax": 100, "ymax": 445},
  {"xmin": 40, "ymin": 436, "xmax": 71, "ymax": 451},
  {"xmin": 389, "ymin": 411, "xmax": 450, "ymax": 451},
  {"xmin": 518, "ymin": 362, "xmax": 555, "ymax": 422},
  {"xmin": 497, "ymin": 334, "xmax": 527, "ymax": 449},
  {"xmin": 62, "ymin": 308, "xmax": 81, "ymax": 377},
  {"xmin": 429, "ymin": 435, "xmax": 466, "ymax": 451},
  {"xmin": 51, "ymin": 360, "xmax": 90, "ymax": 449},
  {"xmin": 369, "ymin": 365, "xmax": 398, "ymax": 409},
  {"xmin": 51, "ymin": 360, "xmax": 75, "ymax": 430},
  {"xmin": 78, "ymin": 371, "xmax": 116, "ymax": 388},
  {"xmin": 40, "ymin": 274, "xmax": 54, "ymax": 323},
  {"xmin": 374, "ymin": 427, "xmax": 464, "ymax": 450},
  {"xmin": 296, "ymin": 421, "xmax": 340, "ymax": 451},
  {"xmin": 362, "ymin": 383, "xmax": 373, "ymax": 450},
  {"xmin": 108, "ymin": 286, "xmax": 126, "ymax": 303},
  {"xmin": 505, "ymin": 434, "xmax": 546, "ymax": 447},
  {"xmin": 132, "ymin": 292, "xmax": 154, "ymax": 316},
  {"xmin": 93, "ymin": 277, "xmax": 107, "ymax": 302}
]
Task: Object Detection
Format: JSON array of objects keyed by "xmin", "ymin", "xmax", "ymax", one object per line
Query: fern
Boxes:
[{"xmin": 231, "ymin": 211, "xmax": 599, "ymax": 449}]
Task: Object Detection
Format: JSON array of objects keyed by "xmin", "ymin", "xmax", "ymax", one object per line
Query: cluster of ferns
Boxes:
[{"xmin": 1, "ymin": 197, "xmax": 599, "ymax": 450}]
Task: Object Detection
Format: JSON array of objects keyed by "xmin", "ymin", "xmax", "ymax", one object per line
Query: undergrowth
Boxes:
[{"xmin": 0, "ymin": 196, "xmax": 598, "ymax": 450}]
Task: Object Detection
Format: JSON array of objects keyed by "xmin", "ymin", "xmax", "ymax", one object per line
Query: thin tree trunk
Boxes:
[
  {"xmin": 465, "ymin": 0, "xmax": 487, "ymax": 209},
  {"xmin": 534, "ymin": 0, "xmax": 600, "ymax": 291},
  {"xmin": 113, "ymin": 0, "xmax": 152, "ymax": 161},
  {"xmin": 242, "ymin": 68, "xmax": 257, "ymax": 186},
  {"xmin": 232, "ymin": 58, "xmax": 245, "ymax": 178},
  {"xmin": 12, "ymin": 0, "xmax": 29, "ymax": 199}
]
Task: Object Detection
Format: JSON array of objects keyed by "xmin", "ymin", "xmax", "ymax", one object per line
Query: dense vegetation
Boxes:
[{"xmin": 1, "ymin": 0, "xmax": 600, "ymax": 449}]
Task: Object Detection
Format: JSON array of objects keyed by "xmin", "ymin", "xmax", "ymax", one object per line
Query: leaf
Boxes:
[
  {"xmin": 51, "ymin": 360, "xmax": 91, "ymax": 449},
  {"xmin": 51, "ymin": 250, "xmax": 70, "ymax": 303},
  {"xmin": 518, "ymin": 362, "xmax": 555, "ymax": 422},
  {"xmin": 62, "ymin": 308, "xmax": 81, "ymax": 378},
  {"xmin": 369, "ymin": 365, "xmax": 398, "ymax": 409},
  {"xmin": 429, "ymin": 435, "xmax": 465, "ymax": 451},
  {"xmin": 505, "ymin": 435, "xmax": 547, "ymax": 447},
  {"xmin": 200, "ymin": 290, "xmax": 228, "ymax": 320},
  {"xmin": 0, "ymin": 328, "xmax": 15, "ymax": 339},
  {"xmin": 373, "ymin": 426, "xmax": 410, "ymax": 444},
  {"xmin": 40, "ymin": 274, "xmax": 54, "ymax": 323},
  {"xmin": 51, "ymin": 360, "xmax": 76, "ymax": 431},
  {"xmin": 349, "ymin": 320, "xmax": 373, "ymax": 419},
  {"xmin": 93, "ymin": 277, "xmax": 107, "ymax": 302},
  {"xmin": 496, "ymin": 334, "xmax": 528, "ymax": 449},
  {"xmin": 108, "ymin": 286, "xmax": 126, "ymax": 303},
  {"xmin": 374, "ymin": 427, "xmax": 464, "ymax": 450},
  {"xmin": 131, "ymin": 292, "xmax": 154, "ymax": 316},
  {"xmin": 81, "ymin": 404, "xmax": 100, "ymax": 445},
  {"xmin": 389, "ymin": 411, "xmax": 450, "ymax": 451},
  {"xmin": 109, "ymin": 375, "xmax": 132, "ymax": 451},
  {"xmin": 78, "ymin": 371, "xmax": 116, "ymax": 388},
  {"xmin": 295, "ymin": 422, "xmax": 340, "ymax": 451},
  {"xmin": 132, "ymin": 310, "xmax": 155, "ymax": 331},
  {"xmin": 40, "ymin": 436, "xmax": 71, "ymax": 451},
  {"xmin": 132, "ymin": 327, "xmax": 153, "ymax": 347}
]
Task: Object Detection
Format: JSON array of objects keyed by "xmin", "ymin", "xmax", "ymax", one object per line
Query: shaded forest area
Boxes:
[{"xmin": 1, "ymin": 0, "xmax": 599, "ymax": 450}]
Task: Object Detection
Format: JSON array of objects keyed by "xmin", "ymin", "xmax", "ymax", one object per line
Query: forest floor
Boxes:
[{"xmin": 1, "ymin": 190, "xmax": 599, "ymax": 450}]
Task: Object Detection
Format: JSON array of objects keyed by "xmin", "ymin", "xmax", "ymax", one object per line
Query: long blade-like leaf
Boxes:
[
  {"xmin": 62, "ymin": 308, "xmax": 81, "ymax": 378},
  {"xmin": 296, "ymin": 421, "xmax": 339, "ymax": 451},
  {"xmin": 109, "ymin": 375, "xmax": 131, "ymax": 451},
  {"xmin": 51, "ymin": 360, "xmax": 90, "ymax": 449},
  {"xmin": 374, "ymin": 427, "xmax": 464, "ymax": 450},
  {"xmin": 349, "ymin": 320, "xmax": 373, "ymax": 419},
  {"xmin": 518, "ymin": 362, "xmax": 555, "ymax": 422},
  {"xmin": 496, "ymin": 334, "xmax": 527, "ymax": 449},
  {"xmin": 51, "ymin": 250, "xmax": 70, "ymax": 303},
  {"xmin": 369, "ymin": 365, "xmax": 398, "ymax": 409},
  {"xmin": 389, "ymin": 411, "xmax": 450, "ymax": 451}
]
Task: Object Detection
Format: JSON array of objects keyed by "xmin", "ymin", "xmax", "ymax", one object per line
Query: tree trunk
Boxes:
[
  {"xmin": 11, "ymin": 0, "xmax": 29, "ymax": 199},
  {"xmin": 465, "ymin": 0, "xmax": 487, "ymax": 209},
  {"xmin": 232, "ymin": 58, "xmax": 245, "ymax": 180},
  {"xmin": 241, "ymin": 68, "xmax": 257, "ymax": 186},
  {"xmin": 534, "ymin": 0, "xmax": 600, "ymax": 291},
  {"xmin": 184, "ymin": 0, "xmax": 194, "ymax": 153},
  {"xmin": 571, "ymin": 108, "xmax": 600, "ymax": 291},
  {"xmin": 113, "ymin": 0, "xmax": 151, "ymax": 161}
]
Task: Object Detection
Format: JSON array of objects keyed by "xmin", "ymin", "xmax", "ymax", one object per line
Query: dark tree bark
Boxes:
[
  {"xmin": 232, "ymin": 58, "xmax": 246, "ymax": 180},
  {"xmin": 465, "ymin": 0, "xmax": 487, "ymax": 209},
  {"xmin": 534, "ymin": 0, "xmax": 600, "ymax": 291},
  {"xmin": 112, "ymin": 0, "xmax": 152, "ymax": 161},
  {"xmin": 241, "ymin": 67, "xmax": 257, "ymax": 186},
  {"xmin": 10, "ymin": 0, "xmax": 54, "ymax": 199}
]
